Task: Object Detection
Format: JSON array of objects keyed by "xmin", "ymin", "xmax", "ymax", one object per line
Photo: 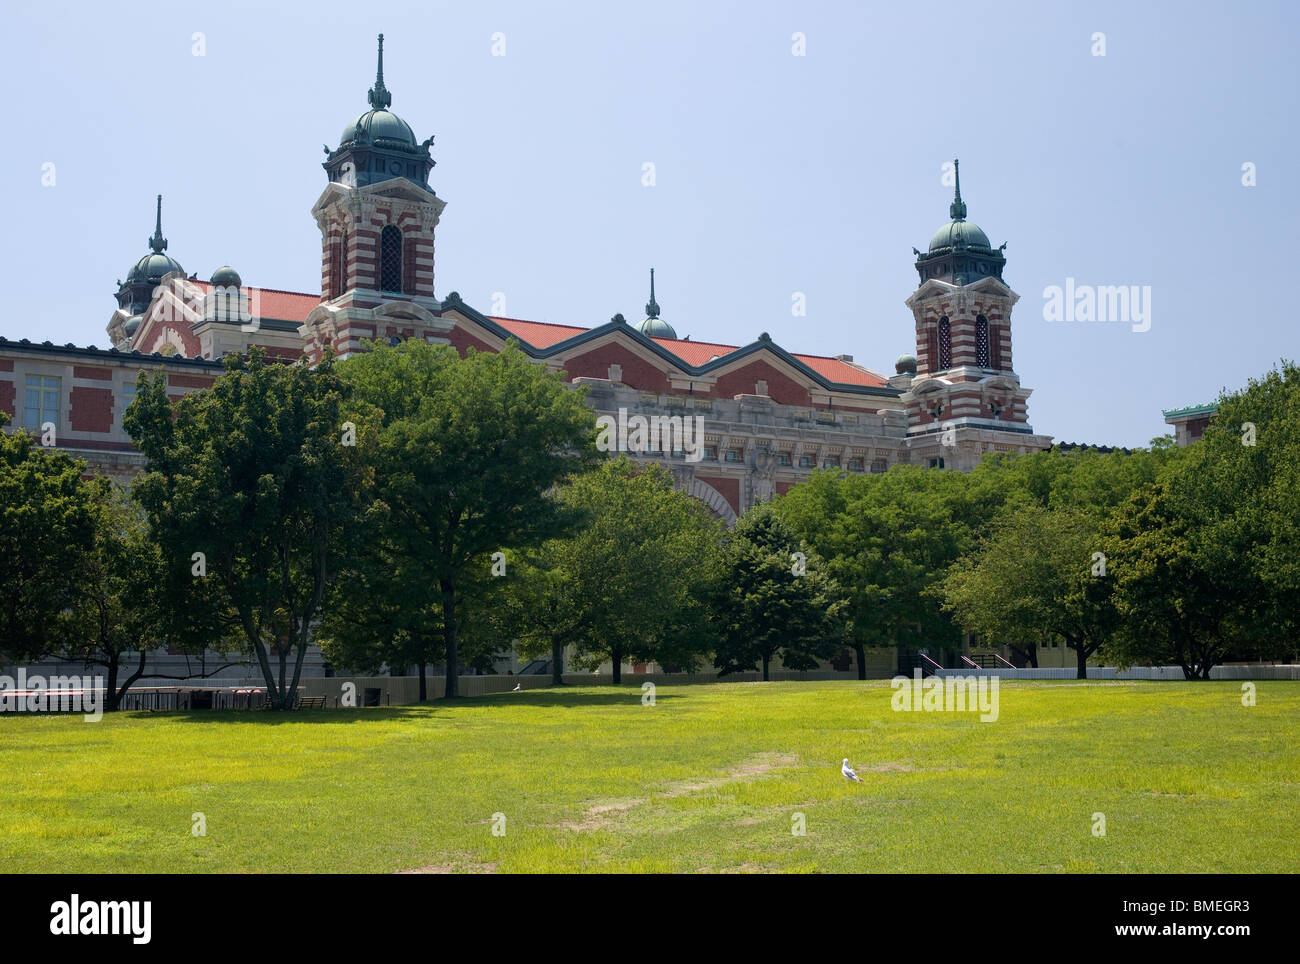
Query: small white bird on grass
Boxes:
[
  {"xmin": 842, "ymin": 758, "xmax": 863, "ymax": 782},
  {"xmin": 512, "ymin": 683, "xmax": 522, "ymax": 692}
]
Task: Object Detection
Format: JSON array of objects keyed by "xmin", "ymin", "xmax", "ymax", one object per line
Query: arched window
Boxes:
[
  {"xmin": 938, "ymin": 316, "xmax": 952, "ymax": 369},
  {"xmin": 379, "ymin": 225, "xmax": 403, "ymax": 292},
  {"xmin": 976, "ymin": 315, "xmax": 990, "ymax": 367}
]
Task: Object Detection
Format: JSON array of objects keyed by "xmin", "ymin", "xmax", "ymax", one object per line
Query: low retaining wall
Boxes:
[{"xmin": 933, "ymin": 665, "xmax": 1300, "ymax": 681}]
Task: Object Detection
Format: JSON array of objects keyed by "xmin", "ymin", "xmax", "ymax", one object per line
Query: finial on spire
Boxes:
[
  {"xmin": 645, "ymin": 267, "xmax": 660, "ymax": 319},
  {"xmin": 949, "ymin": 158, "xmax": 967, "ymax": 221},
  {"xmin": 148, "ymin": 194, "xmax": 167, "ymax": 253},
  {"xmin": 368, "ymin": 33, "xmax": 392, "ymax": 110}
]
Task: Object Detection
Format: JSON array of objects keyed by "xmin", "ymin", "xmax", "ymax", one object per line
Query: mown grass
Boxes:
[{"xmin": 1, "ymin": 680, "xmax": 1296, "ymax": 873}]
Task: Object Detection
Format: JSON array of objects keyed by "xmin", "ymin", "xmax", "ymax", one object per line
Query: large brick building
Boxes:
[{"xmin": 2, "ymin": 36, "xmax": 1050, "ymax": 521}]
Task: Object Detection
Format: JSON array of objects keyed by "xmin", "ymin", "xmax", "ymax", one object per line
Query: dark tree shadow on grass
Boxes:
[{"xmin": 162, "ymin": 688, "xmax": 684, "ymax": 722}]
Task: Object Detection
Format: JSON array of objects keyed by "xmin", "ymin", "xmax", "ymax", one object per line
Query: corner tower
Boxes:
[
  {"xmin": 304, "ymin": 34, "xmax": 450, "ymax": 361},
  {"xmin": 902, "ymin": 160, "xmax": 1050, "ymax": 467}
]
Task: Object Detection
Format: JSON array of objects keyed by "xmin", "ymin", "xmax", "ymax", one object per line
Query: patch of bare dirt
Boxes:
[
  {"xmin": 660, "ymin": 752, "xmax": 800, "ymax": 797},
  {"xmin": 397, "ymin": 860, "xmax": 498, "ymax": 874},
  {"xmin": 556, "ymin": 798, "xmax": 646, "ymax": 832},
  {"xmin": 555, "ymin": 753, "xmax": 802, "ymax": 832}
]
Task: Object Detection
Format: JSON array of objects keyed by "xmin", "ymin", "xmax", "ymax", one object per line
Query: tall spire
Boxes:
[
  {"xmin": 148, "ymin": 194, "xmax": 167, "ymax": 253},
  {"xmin": 367, "ymin": 33, "xmax": 392, "ymax": 109},
  {"xmin": 949, "ymin": 158, "xmax": 967, "ymax": 221},
  {"xmin": 645, "ymin": 267, "xmax": 660, "ymax": 319}
]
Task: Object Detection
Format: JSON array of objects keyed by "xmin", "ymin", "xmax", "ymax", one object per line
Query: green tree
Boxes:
[
  {"xmin": 56, "ymin": 485, "xmax": 238, "ymax": 710},
  {"xmin": 0, "ymin": 416, "xmax": 100, "ymax": 662},
  {"xmin": 711, "ymin": 502, "xmax": 845, "ymax": 681},
  {"xmin": 317, "ymin": 533, "xmax": 445, "ymax": 699},
  {"xmin": 776, "ymin": 466, "xmax": 978, "ymax": 674},
  {"xmin": 1105, "ymin": 362, "xmax": 1300, "ymax": 677},
  {"xmin": 124, "ymin": 351, "xmax": 369, "ymax": 709},
  {"xmin": 502, "ymin": 458, "xmax": 723, "ymax": 684},
  {"xmin": 938, "ymin": 503, "xmax": 1117, "ymax": 678},
  {"xmin": 338, "ymin": 340, "xmax": 598, "ymax": 697}
]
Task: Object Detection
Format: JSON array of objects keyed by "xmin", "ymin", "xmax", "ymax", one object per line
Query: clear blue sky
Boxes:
[{"xmin": 2, "ymin": 0, "xmax": 1296, "ymax": 447}]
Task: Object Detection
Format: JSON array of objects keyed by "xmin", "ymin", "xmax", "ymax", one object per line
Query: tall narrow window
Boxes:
[
  {"xmin": 23, "ymin": 374, "xmax": 60, "ymax": 432},
  {"xmin": 938, "ymin": 316, "xmax": 952, "ymax": 369},
  {"xmin": 380, "ymin": 225, "xmax": 403, "ymax": 292},
  {"xmin": 976, "ymin": 315, "xmax": 990, "ymax": 367},
  {"xmin": 403, "ymin": 237, "xmax": 418, "ymax": 295},
  {"xmin": 330, "ymin": 236, "xmax": 342, "ymax": 300},
  {"xmin": 338, "ymin": 230, "xmax": 349, "ymax": 296}
]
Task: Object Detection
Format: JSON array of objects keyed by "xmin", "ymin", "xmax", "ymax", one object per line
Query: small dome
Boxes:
[
  {"xmin": 895, "ymin": 353, "xmax": 917, "ymax": 375},
  {"xmin": 339, "ymin": 108, "xmax": 418, "ymax": 150},
  {"xmin": 124, "ymin": 315, "xmax": 143, "ymax": 336},
  {"xmin": 636, "ymin": 268, "xmax": 676, "ymax": 339},
  {"xmin": 210, "ymin": 266, "xmax": 242, "ymax": 288},
  {"xmin": 637, "ymin": 317, "xmax": 677, "ymax": 339},
  {"xmin": 127, "ymin": 251, "xmax": 185, "ymax": 285},
  {"xmin": 929, "ymin": 219, "xmax": 991, "ymax": 252}
]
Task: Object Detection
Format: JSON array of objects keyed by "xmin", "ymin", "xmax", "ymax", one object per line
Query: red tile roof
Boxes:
[
  {"xmin": 181, "ymin": 281, "xmax": 321, "ymax": 323},
  {"xmin": 491, "ymin": 317, "xmax": 885, "ymax": 386},
  {"xmin": 490, "ymin": 317, "xmax": 587, "ymax": 348},
  {"xmin": 154, "ymin": 286, "xmax": 885, "ymax": 387},
  {"xmin": 256, "ymin": 288, "xmax": 321, "ymax": 322}
]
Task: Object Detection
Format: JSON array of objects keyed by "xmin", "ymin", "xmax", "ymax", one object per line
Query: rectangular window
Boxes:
[
  {"xmin": 846, "ymin": 458, "xmax": 864, "ymax": 472},
  {"xmin": 725, "ymin": 448, "xmax": 743, "ymax": 463},
  {"xmin": 703, "ymin": 446, "xmax": 717, "ymax": 461},
  {"xmin": 23, "ymin": 374, "xmax": 60, "ymax": 432},
  {"xmin": 776, "ymin": 452, "xmax": 792, "ymax": 466},
  {"xmin": 821, "ymin": 459, "xmax": 838, "ymax": 470},
  {"xmin": 798, "ymin": 455, "xmax": 815, "ymax": 468},
  {"xmin": 871, "ymin": 458, "xmax": 887, "ymax": 474}
]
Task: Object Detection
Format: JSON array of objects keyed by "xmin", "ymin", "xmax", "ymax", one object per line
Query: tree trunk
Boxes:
[
  {"xmin": 277, "ymin": 643, "xmax": 290, "ymax": 709},
  {"xmin": 853, "ymin": 643, "xmax": 867, "ymax": 680},
  {"xmin": 611, "ymin": 648, "xmax": 622, "ymax": 685},
  {"xmin": 441, "ymin": 580, "xmax": 459, "ymax": 698},
  {"xmin": 115, "ymin": 649, "xmax": 148, "ymax": 711},
  {"xmin": 287, "ymin": 633, "xmax": 310, "ymax": 710},
  {"xmin": 105, "ymin": 654, "xmax": 120, "ymax": 712},
  {"xmin": 762, "ymin": 653, "xmax": 770, "ymax": 682},
  {"xmin": 1074, "ymin": 639, "xmax": 1088, "ymax": 680},
  {"xmin": 551, "ymin": 638, "xmax": 564, "ymax": 686}
]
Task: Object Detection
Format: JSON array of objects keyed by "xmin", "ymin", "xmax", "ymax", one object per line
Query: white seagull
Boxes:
[
  {"xmin": 512, "ymin": 683, "xmax": 522, "ymax": 692},
  {"xmin": 842, "ymin": 758, "xmax": 863, "ymax": 782}
]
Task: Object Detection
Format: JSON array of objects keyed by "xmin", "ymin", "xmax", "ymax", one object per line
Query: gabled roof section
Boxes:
[{"xmin": 449, "ymin": 295, "xmax": 898, "ymax": 397}]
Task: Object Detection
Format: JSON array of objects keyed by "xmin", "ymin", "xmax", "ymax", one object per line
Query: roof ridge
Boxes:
[{"xmin": 489, "ymin": 315, "xmax": 585, "ymax": 329}]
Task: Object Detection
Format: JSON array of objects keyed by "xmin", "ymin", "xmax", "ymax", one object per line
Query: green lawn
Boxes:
[{"xmin": 2, "ymin": 680, "xmax": 1296, "ymax": 873}]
